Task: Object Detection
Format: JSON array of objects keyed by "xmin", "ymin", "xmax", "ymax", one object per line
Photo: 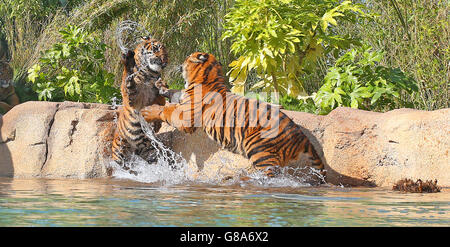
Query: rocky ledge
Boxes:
[{"xmin": 0, "ymin": 101, "xmax": 448, "ymax": 187}]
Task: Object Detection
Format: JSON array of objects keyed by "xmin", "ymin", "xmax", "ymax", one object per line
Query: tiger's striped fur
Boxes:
[
  {"xmin": 142, "ymin": 52, "xmax": 325, "ymax": 180},
  {"xmin": 111, "ymin": 37, "xmax": 168, "ymax": 173}
]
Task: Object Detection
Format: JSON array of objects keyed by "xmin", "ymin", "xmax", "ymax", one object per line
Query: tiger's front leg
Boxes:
[
  {"xmin": 121, "ymin": 49, "xmax": 138, "ymax": 106},
  {"xmin": 141, "ymin": 104, "xmax": 195, "ymax": 134},
  {"xmin": 155, "ymin": 78, "xmax": 183, "ymax": 103}
]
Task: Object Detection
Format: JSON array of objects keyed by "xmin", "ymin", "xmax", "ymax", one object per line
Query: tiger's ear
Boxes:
[
  {"xmin": 140, "ymin": 36, "xmax": 151, "ymax": 41},
  {"xmin": 197, "ymin": 53, "xmax": 209, "ymax": 63}
]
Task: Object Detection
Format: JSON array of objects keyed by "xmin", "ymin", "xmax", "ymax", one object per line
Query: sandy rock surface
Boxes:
[{"xmin": 1, "ymin": 101, "xmax": 448, "ymax": 187}]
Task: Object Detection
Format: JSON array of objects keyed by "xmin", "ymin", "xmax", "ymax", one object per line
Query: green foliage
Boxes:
[
  {"xmin": 13, "ymin": 82, "xmax": 38, "ymax": 102},
  {"xmin": 314, "ymin": 46, "xmax": 418, "ymax": 114},
  {"xmin": 0, "ymin": 0, "xmax": 60, "ymax": 21},
  {"xmin": 0, "ymin": 0, "xmax": 60, "ymax": 62},
  {"xmin": 130, "ymin": 0, "xmax": 235, "ymax": 86},
  {"xmin": 337, "ymin": 0, "xmax": 449, "ymax": 110},
  {"xmin": 27, "ymin": 25, "xmax": 119, "ymax": 103},
  {"xmin": 1, "ymin": 0, "xmax": 446, "ymax": 112},
  {"xmin": 279, "ymin": 95, "xmax": 317, "ymax": 113},
  {"xmin": 222, "ymin": 0, "xmax": 367, "ymax": 98}
]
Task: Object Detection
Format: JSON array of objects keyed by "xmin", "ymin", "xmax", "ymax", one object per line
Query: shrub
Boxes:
[
  {"xmin": 279, "ymin": 95, "xmax": 317, "ymax": 113},
  {"xmin": 27, "ymin": 25, "xmax": 119, "ymax": 103},
  {"xmin": 222, "ymin": 0, "xmax": 367, "ymax": 99},
  {"xmin": 336, "ymin": 0, "xmax": 449, "ymax": 110},
  {"xmin": 314, "ymin": 46, "xmax": 418, "ymax": 114}
]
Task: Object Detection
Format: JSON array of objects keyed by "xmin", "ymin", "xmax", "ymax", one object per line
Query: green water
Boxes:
[{"xmin": 0, "ymin": 177, "xmax": 448, "ymax": 226}]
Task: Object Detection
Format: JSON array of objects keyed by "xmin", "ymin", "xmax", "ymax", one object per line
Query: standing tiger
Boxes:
[
  {"xmin": 142, "ymin": 52, "xmax": 326, "ymax": 180},
  {"xmin": 111, "ymin": 36, "xmax": 169, "ymax": 173}
]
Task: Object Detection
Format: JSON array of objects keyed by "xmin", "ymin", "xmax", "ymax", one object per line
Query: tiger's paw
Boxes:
[
  {"xmin": 254, "ymin": 165, "xmax": 280, "ymax": 178},
  {"xmin": 141, "ymin": 105, "xmax": 164, "ymax": 122},
  {"xmin": 155, "ymin": 78, "xmax": 171, "ymax": 98},
  {"xmin": 121, "ymin": 49, "xmax": 135, "ymax": 68}
]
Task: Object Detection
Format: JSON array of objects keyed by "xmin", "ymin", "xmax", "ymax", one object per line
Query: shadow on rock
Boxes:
[{"xmin": 0, "ymin": 114, "xmax": 14, "ymax": 177}]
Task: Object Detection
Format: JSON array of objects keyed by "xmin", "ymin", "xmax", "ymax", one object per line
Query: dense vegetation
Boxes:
[{"xmin": 0, "ymin": 0, "xmax": 448, "ymax": 112}]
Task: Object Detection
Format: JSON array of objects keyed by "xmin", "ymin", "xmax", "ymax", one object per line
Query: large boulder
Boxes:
[
  {"xmin": 290, "ymin": 107, "xmax": 449, "ymax": 187},
  {"xmin": 0, "ymin": 101, "xmax": 448, "ymax": 187},
  {"xmin": 0, "ymin": 101, "xmax": 115, "ymax": 178}
]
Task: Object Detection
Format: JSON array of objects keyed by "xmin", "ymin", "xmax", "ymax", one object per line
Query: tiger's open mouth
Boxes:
[
  {"xmin": 148, "ymin": 63, "xmax": 162, "ymax": 73},
  {"xmin": 144, "ymin": 56, "xmax": 167, "ymax": 73}
]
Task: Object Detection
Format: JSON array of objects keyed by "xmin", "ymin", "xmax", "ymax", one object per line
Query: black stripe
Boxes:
[
  {"xmin": 202, "ymin": 64, "xmax": 214, "ymax": 80},
  {"xmin": 247, "ymin": 144, "xmax": 271, "ymax": 158},
  {"xmin": 129, "ymin": 134, "xmax": 145, "ymax": 142},
  {"xmin": 128, "ymin": 119, "xmax": 141, "ymax": 128},
  {"xmin": 190, "ymin": 67, "xmax": 202, "ymax": 81},
  {"xmin": 303, "ymin": 139, "xmax": 310, "ymax": 153},
  {"xmin": 126, "ymin": 127, "xmax": 143, "ymax": 136},
  {"xmin": 241, "ymin": 100, "xmax": 249, "ymax": 138},
  {"xmin": 228, "ymin": 98, "xmax": 238, "ymax": 149},
  {"xmin": 254, "ymin": 163, "xmax": 274, "ymax": 168}
]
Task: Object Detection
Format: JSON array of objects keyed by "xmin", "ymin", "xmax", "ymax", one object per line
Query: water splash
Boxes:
[
  {"xmin": 240, "ymin": 167, "xmax": 326, "ymax": 188},
  {"xmin": 108, "ymin": 91, "xmax": 323, "ymax": 188},
  {"xmin": 138, "ymin": 114, "xmax": 186, "ymax": 170},
  {"xmin": 108, "ymin": 155, "xmax": 191, "ymax": 185},
  {"xmin": 110, "ymin": 114, "xmax": 194, "ymax": 185},
  {"xmin": 115, "ymin": 20, "xmax": 151, "ymax": 54},
  {"xmin": 110, "ymin": 96, "xmax": 121, "ymax": 111},
  {"xmin": 110, "ymin": 118, "xmax": 325, "ymax": 187}
]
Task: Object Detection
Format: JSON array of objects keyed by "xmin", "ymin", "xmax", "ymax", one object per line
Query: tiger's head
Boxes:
[
  {"xmin": 154, "ymin": 52, "xmax": 226, "ymax": 100},
  {"xmin": 181, "ymin": 52, "xmax": 224, "ymax": 89},
  {"xmin": 134, "ymin": 36, "xmax": 168, "ymax": 74}
]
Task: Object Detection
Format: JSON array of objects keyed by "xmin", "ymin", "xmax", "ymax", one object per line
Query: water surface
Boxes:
[{"xmin": 0, "ymin": 177, "xmax": 448, "ymax": 226}]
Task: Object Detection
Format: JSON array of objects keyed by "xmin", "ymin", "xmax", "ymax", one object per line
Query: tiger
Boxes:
[
  {"xmin": 141, "ymin": 52, "xmax": 326, "ymax": 181},
  {"xmin": 111, "ymin": 36, "xmax": 169, "ymax": 174},
  {"xmin": 0, "ymin": 61, "xmax": 19, "ymax": 115}
]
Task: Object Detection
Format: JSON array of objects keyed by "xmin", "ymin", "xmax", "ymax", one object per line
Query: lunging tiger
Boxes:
[
  {"xmin": 111, "ymin": 36, "xmax": 169, "ymax": 173},
  {"xmin": 141, "ymin": 52, "xmax": 326, "ymax": 181}
]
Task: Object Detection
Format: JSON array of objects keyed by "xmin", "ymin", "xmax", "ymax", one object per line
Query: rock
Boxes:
[
  {"xmin": 169, "ymin": 128, "xmax": 252, "ymax": 181},
  {"xmin": 0, "ymin": 101, "xmax": 116, "ymax": 179},
  {"xmin": 0, "ymin": 101, "xmax": 448, "ymax": 187},
  {"xmin": 313, "ymin": 107, "xmax": 449, "ymax": 187}
]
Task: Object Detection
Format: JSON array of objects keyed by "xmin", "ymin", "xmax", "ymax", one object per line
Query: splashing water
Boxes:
[
  {"xmin": 110, "ymin": 96, "xmax": 120, "ymax": 109},
  {"xmin": 110, "ymin": 114, "xmax": 194, "ymax": 185},
  {"xmin": 110, "ymin": 113, "xmax": 326, "ymax": 187},
  {"xmin": 138, "ymin": 114, "xmax": 187, "ymax": 170},
  {"xmin": 116, "ymin": 20, "xmax": 151, "ymax": 54},
  {"xmin": 241, "ymin": 167, "xmax": 326, "ymax": 188}
]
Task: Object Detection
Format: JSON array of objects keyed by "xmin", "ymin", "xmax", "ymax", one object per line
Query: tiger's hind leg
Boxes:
[
  {"xmin": 135, "ymin": 114, "xmax": 162, "ymax": 164},
  {"xmin": 135, "ymin": 121, "xmax": 160, "ymax": 164},
  {"xmin": 111, "ymin": 130, "xmax": 139, "ymax": 176},
  {"xmin": 134, "ymin": 129, "xmax": 177, "ymax": 170},
  {"xmin": 295, "ymin": 138, "xmax": 326, "ymax": 183},
  {"xmin": 248, "ymin": 152, "xmax": 282, "ymax": 178}
]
